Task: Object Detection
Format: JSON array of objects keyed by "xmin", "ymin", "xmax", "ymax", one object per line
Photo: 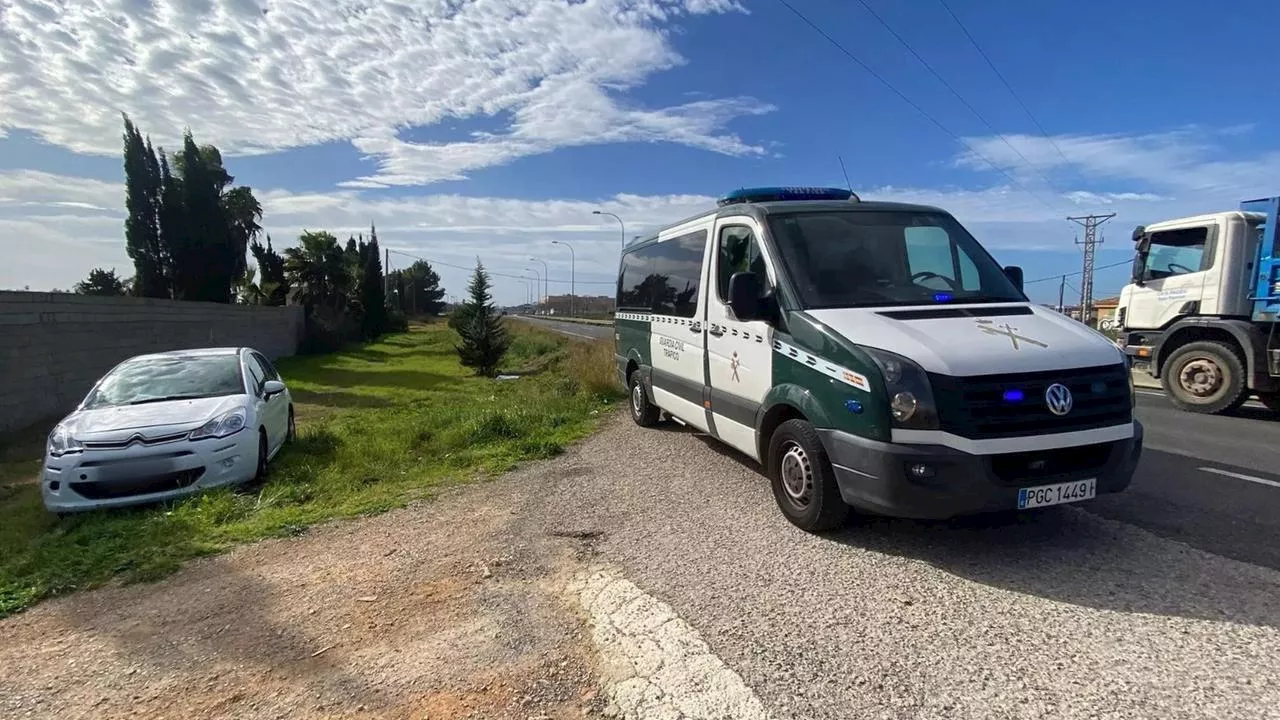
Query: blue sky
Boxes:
[{"xmin": 2, "ymin": 0, "xmax": 1279, "ymax": 306}]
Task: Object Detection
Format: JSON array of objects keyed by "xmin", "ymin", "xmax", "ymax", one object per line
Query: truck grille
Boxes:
[{"xmin": 930, "ymin": 364, "xmax": 1131, "ymax": 439}]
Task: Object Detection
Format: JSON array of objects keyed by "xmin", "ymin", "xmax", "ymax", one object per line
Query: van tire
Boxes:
[
  {"xmin": 629, "ymin": 372, "xmax": 661, "ymax": 427},
  {"xmin": 767, "ymin": 419, "xmax": 849, "ymax": 532},
  {"xmin": 1161, "ymin": 341, "xmax": 1248, "ymax": 414}
]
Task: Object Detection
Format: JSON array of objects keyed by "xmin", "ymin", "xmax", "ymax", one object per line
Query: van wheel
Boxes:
[
  {"xmin": 628, "ymin": 372, "xmax": 661, "ymax": 427},
  {"xmin": 767, "ymin": 419, "xmax": 849, "ymax": 532},
  {"xmin": 1161, "ymin": 341, "xmax": 1247, "ymax": 414}
]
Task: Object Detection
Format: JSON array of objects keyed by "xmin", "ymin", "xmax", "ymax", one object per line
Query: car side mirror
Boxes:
[
  {"xmin": 728, "ymin": 272, "xmax": 762, "ymax": 321},
  {"xmin": 262, "ymin": 380, "xmax": 286, "ymax": 399},
  {"xmin": 1002, "ymin": 265, "xmax": 1024, "ymax": 293}
]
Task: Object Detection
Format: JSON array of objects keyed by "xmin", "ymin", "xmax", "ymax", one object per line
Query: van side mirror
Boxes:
[
  {"xmin": 728, "ymin": 272, "xmax": 762, "ymax": 321},
  {"xmin": 1002, "ymin": 265, "xmax": 1024, "ymax": 293}
]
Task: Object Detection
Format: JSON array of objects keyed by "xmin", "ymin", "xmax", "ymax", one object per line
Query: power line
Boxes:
[
  {"xmin": 849, "ymin": 0, "xmax": 1066, "ymax": 211},
  {"xmin": 933, "ymin": 0, "xmax": 1090, "ymax": 188},
  {"xmin": 1023, "ymin": 257, "xmax": 1130, "ymax": 285},
  {"xmin": 772, "ymin": 0, "xmax": 1065, "ymax": 217}
]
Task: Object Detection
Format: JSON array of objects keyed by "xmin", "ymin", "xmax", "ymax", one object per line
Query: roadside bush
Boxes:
[
  {"xmin": 386, "ymin": 308, "xmax": 409, "ymax": 333},
  {"xmin": 300, "ymin": 308, "xmax": 361, "ymax": 354},
  {"xmin": 569, "ymin": 339, "xmax": 623, "ymax": 398}
]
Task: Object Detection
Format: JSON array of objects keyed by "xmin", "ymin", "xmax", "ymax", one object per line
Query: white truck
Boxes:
[{"xmin": 1117, "ymin": 196, "xmax": 1279, "ymax": 413}]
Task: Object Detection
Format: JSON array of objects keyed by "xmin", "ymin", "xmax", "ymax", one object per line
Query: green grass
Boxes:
[{"xmin": 0, "ymin": 321, "xmax": 623, "ymax": 617}]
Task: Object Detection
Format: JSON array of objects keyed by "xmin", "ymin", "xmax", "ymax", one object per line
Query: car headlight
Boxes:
[
  {"xmin": 47, "ymin": 424, "xmax": 84, "ymax": 458},
  {"xmin": 189, "ymin": 408, "xmax": 248, "ymax": 440},
  {"xmin": 861, "ymin": 348, "xmax": 939, "ymax": 430}
]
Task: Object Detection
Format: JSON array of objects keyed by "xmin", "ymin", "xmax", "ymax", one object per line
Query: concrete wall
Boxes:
[{"xmin": 0, "ymin": 292, "xmax": 305, "ymax": 433}]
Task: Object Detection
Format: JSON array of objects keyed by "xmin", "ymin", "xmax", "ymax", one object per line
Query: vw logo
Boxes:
[{"xmin": 1045, "ymin": 383, "xmax": 1073, "ymax": 416}]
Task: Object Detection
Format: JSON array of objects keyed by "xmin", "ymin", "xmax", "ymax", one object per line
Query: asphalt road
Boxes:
[{"xmin": 519, "ymin": 314, "xmax": 1280, "ymax": 571}]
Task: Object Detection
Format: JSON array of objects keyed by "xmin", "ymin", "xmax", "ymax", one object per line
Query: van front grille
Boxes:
[{"xmin": 930, "ymin": 364, "xmax": 1131, "ymax": 439}]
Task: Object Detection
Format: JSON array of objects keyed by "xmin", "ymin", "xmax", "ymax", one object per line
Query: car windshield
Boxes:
[
  {"xmin": 83, "ymin": 355, "xmax": 245, "ymax": 409},
  {"xmin": 766, "ymin": 211, "xmax": 1027, "ymax": 309}
]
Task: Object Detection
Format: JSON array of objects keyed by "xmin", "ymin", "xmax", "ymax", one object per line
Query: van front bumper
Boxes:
[{"xmin": 817, "ymin": 422, "xmax": 1143, "ymax": 520}]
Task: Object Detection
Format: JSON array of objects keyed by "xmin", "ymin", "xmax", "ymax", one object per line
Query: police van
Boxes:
[{"xmin": 614, "ymin": 187, "xmax": 1142, "ymax": 531}]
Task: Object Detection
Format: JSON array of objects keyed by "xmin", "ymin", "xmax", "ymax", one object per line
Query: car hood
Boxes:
[
  {"xmin": 63, "ymin": 395, "xmax": 247, "ymax": 441},
  {"xmin": 805, "ymin": 304, "xmax": 1125, "ymax": 376}
]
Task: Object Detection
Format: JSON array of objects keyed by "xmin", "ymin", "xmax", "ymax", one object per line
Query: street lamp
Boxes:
[
  {"xmin": 593, "ymin": 210, "xmax": 626, "ymax": 248},
  {"xmin": 525, "ymin": 268, "xmax": 540, "ymax": 312},
  {"xmin": 529, "ymin": 256, "xmax": 549, "ymax": 312},
  {"xmin": 551, "ymin": 240, "xmax": 575, "ymax": 317}
]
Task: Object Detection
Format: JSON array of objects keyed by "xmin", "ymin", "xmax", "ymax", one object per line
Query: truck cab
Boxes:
[{"xmin": 1118, "ymin": 198, "xmax": 1275, "ymax": 413}]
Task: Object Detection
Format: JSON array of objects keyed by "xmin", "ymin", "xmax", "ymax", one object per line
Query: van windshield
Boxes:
[{"xmin": 766, "ymin": 211, "xmax": 1026, "ymax": 309}]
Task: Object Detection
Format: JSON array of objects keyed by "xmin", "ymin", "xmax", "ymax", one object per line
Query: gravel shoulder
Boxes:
[{"xmin": 4, "ymin": 411, "xmax": 1280, "ymax": 719}]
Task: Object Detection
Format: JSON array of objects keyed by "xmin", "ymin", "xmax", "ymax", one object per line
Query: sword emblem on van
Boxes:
[{"xmin": 975, "ymin": 319, "xmax": 1048, "ymax": 350}]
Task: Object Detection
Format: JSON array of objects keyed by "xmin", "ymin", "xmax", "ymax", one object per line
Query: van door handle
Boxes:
[
  {"xmin": 708, "ymin": 326, "xmax": 725, "ymax": 337},
  {"xmin": 689, "ymin": 323, "xmax": 702, "ymax": 333}
]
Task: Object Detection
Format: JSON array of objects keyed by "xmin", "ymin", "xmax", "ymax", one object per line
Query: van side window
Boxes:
[
  {"xmin": 717, "ymin": 226, "xmax": 768, "ymax": 303},
  {"xmin": 616, "ymin": 230, "xmax": 707, "ymax": 318}
]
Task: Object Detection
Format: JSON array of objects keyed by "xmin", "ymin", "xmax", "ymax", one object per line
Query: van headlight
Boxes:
[
  {"xmin": 862, "ymin": 348, "xmax": 939, "ymax": 430},
  {"xmin": 189, "ymin": 408, "xmax": 247, "ymax": 440},
  {"xmin": 47, "ymin": 424, "xmax": 84, "ymax": 458}
]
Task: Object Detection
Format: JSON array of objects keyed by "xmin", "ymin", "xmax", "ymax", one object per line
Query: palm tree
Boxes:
[{"xmin": 284, "ymin": 231, "xmax": 351, "ymax": 312}]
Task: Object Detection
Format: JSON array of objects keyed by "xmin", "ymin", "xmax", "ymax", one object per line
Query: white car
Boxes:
[{"xmin": 42, "ymin": 347, "xmax": 295, "ymax": 513}]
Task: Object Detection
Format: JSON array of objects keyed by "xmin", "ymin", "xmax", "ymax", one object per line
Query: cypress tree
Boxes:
[{"xmin": 455, "ymin": 260, "xmax": 509, "ymax": 376}]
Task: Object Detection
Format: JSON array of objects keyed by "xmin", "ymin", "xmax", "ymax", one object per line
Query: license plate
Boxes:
[
  {"xmin": 99, "ymin": 459, "xmax": 175, "ymax": 483},
  {"xmin": 1018, "ymin": 478, "xmax": 1096, "ymax": 509}
]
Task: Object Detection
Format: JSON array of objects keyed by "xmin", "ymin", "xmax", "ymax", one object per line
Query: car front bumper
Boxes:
[
  {"xmin": 42, "ymin": 430, "xmax": 260, "ymax": 513},
  {"xmin": 818, "ymin": 422, "xmax": 1143, "ymax": 520}
]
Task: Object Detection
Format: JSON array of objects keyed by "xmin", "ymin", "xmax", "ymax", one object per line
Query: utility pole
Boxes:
[
  {"xmin": 1057, "ymin": 275, "xmax": 1066, "ymax": 314},
  {"xmin": 1067, "ymin": 213, "xmax": 1115, "ymax": 326}
]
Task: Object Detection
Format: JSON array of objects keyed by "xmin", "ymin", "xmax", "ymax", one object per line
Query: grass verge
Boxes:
[{"xmin": 0, "ymin": 321, "xmax": 622, "ymax": 617}]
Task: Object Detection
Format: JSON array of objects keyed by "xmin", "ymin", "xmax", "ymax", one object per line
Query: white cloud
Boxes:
[
  {"xmin": 0, "ymin": 0, "xmax": 771, "ymax": 185},
  {"xmin": 956, "ymin": 128, "xmax": 1280, "ymax": 201},
  {"xmin": 5, "ymin": 124, "xmax": 1274, "ymax": 301}
]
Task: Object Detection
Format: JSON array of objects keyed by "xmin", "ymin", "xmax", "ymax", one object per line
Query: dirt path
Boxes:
[{"xmin": 0, "ymin": 462, "xmax": 608, "ymax": 719}]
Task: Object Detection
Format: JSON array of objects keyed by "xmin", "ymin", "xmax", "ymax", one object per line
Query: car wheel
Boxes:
[
  {"xmin": 767, "ymin": 419, "xmax": 849, "ymax": 532},
  {"xmin": 628, "ymin": 371, "xmax": 661, "ymax": 427},
  {"xmin": 287, "ymin": 407, "xmax": 297, "ymax": 443},
  {"xmin": 253, "ymin": 430, "xmax": 268, "ymax": 481},
  {"xmin": 1161, "ymin": 341, "xmax": 1248, "ymax": 414}
]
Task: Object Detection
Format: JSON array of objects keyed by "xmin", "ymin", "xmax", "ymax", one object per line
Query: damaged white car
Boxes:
[{"xmin": 42, "ymin": 347, "xmax": 294, "ymax": 513}]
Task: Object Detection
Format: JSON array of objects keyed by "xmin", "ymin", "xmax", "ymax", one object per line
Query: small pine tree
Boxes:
[{"xmin": 455, "ymin": 260, "xmax": 509, "ymax": 377}]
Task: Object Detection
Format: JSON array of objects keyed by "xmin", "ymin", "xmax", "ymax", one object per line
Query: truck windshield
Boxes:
[{"xmin": 766, "ymin": 211, "xmax": 1026, "ymax": 309}]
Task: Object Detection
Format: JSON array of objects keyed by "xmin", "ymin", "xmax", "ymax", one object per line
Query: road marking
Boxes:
[
  {"xmin": 1135, "ymin": 389, "xmax": 1266, "ymax": 409},
  {"xmin": 549, "ymin": 328, "xmax": 604, "ymax": 340},
  {"xmin": 571, "ymin": 567, "xmax": 772, "ymax": 720},
  {"xmin": 1199, "ymin": 467, "xmax": 1280, "ymax": 489}
]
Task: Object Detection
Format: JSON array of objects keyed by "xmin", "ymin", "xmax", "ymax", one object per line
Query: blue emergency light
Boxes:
[{"xmin": 717, "ymin": 186, "xmax": 860, "ymax": 207}]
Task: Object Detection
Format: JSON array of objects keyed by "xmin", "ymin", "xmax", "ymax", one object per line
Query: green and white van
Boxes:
[{"xmin": 614, "ymin": 187, "xmax": 1142, "ymax": 531}]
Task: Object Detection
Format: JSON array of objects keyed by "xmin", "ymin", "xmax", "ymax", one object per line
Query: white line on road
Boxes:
[
  {"xmin": 1136, "ymin": 389, "xmax": 1266, "ymax": 409},
  {"xmin": 1199, "ymin": 467, "xmax": 1280, "ymax": 489},
  {"xmin": 555, "ymin": 328, "xmax": 604, "ymax": 340}
]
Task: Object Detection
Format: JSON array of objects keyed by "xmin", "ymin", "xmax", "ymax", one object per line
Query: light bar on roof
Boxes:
[{"xmin": 717, "ymin": 186, "xmax": 860, "ymax": 207}]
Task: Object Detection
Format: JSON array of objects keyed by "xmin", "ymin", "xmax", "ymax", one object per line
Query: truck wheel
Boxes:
[
  {"xmin": 767, "ymin": 419, "xmax": 849, "ymax": 532},
  {"xmin": 628, "ymin": 372, "xmax": 661, "ymax": 427},
  {"xmin": 1161, "ymin": 341, "xmax": 1248, "ymax": 414}
]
